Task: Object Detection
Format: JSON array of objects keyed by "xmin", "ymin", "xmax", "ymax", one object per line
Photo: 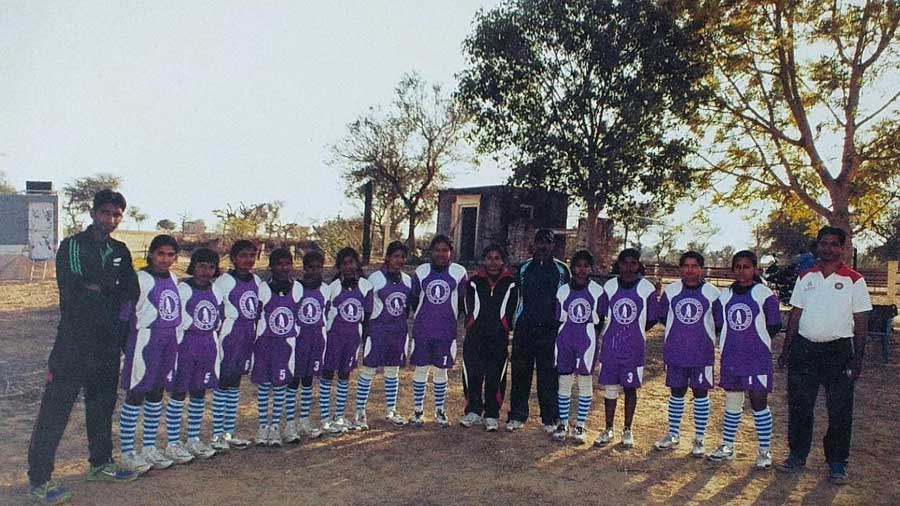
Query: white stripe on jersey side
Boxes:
[
  {"xmin": 499, "ymin": 282, "xmax": 514, "ymax": 324},
  {"xmin": 287, "ymin": 336, "xmax": 297, "ymax": 375},
  {"xmin": 556, "ymin": 284, "xmax": 571, "ymax": 324},
  {"xmin": 449, "ymin": 263, "xmax": 467, "ymax": 319},
  {"xmin": 256, "ymin": 283, "xmax": 274, "ymax": 337},
  {"xmin": 213, "ymin": 274, "xmax": 239, "ymax": 320},
  {"xmin": 717, "ymin": 288, "xmax": 734, "ymax": 350},
  {"xmin": 135, "ymin": 271, "xmax": 159, "ymax": 330},
  {"xmin": 662, "ymin": 280, "xmax": 682, "ymax": 342},
  {"xmin": 601, "ymin": 278, "xmax": 618, "ymax": 336},
  {"xmin": 701, "ymin": 283, "xmax": 721, "ymax": 346},
  {"xmin": 368, "ymin": 271, "xmax": 388, "ymax": 321},
  {"xmin": 364, "ymin": 336, "xmax": 372, "ymax": 359},
  {"xmin": 471, "ymin": 281, "xmax": 481, "ymax": 321},
  {"xmin": 751, "ymin": 284, "xmax": 774, "ymax": 351},
  {"xmin": 130, "ymin": 328, "xmax": 152, "ymax": 390},
  {"xmin": 412, "ymin": 264, "xmax": 431, "ymax": 320},
  {"xmin": 325, "ymin": 279, "xmax": 342, "ymax": 332},
  {"xmin": 636, "ymin": 278, "xmax": 656, "ymax": 341},
  {"xmin": 588, "ymin": 281, "xmax": 603, "ymax": 325},
  {"xmin": 583, "ymin": 325, "xmax": 597, "ymax": 370}
]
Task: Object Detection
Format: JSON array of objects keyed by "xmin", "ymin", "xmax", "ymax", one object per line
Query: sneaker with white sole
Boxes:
[
  {"xmin": 333, "ymin": 416, "xmax": 351, "ymax": 433},
  {"xmin": 622, "ymin": 429, "xmax": 635, "ymax": 448},
  {"xmin": 484, "ymin": 418, "xmax": 499, "ymax": 432},
  {"xmin": 163, "ymin": 441, "xmax": 195, "ymax": 465},
  {"xmin": 459, "ymin": 412, "xmax": 483, "ymax": 428},
  {"xmin": 323, "ymin": 417, "xmax": 347, "ymax": 435},
  {"xmin": 543, "ymin": 423, "xmax": 557, "ymax": 434},
  {"xmin": 140, "ymin": 447, "xmax": 174, "ymax": 470},
  {"xmin": 411, "ymin": 411, "xmax": 425, "ymax": 426},
  {"xmin": 224, "ymin": 432, "xmax": 251, "ymax": 449},
  {"xmin": 654, "ymin": 433, "xmax": 680, "ymax": 451},
  {"xmin": 756, "ymin": 450, "xmax": 772, "ymax": 470},
  {"xmin": 690, "ymin": 438, "xmax": 706, "ymax": 458},
  {"xmin": 435, "ymin": 410, "xmax": 450, "ymax": 427},
  {"xmin": 354, "ymin": 409, "xmax": 370, "ymax": 431},
  {"xmin": 505, "ymin": 420, "xmax": 524, "ymax": 432},
  {"xmin": 594, "ymin": 428, "xmax": 614, "ymax": 447},
  {"xmin": 572, "ymin": 426, "xmax": 588, "ymax": 444},
  {"xmin": 282, "ymin": 421, "xmax": 301, "ymax": 444},
  {"xmin": 185, "ymin": 439, "xmax": 216, "ymax": 459},
  {"xmin": 552, "ymin": 423, "xmax": 569, "ymax": 441},
  {"xmin": 118, "ymin": 453, "xmax": 152, "ymax": 476},
  {"xmin": 707, "ymin": 443, "xmax": 735, "ymax": 462},
  {"xmin": 256, "ymin": 425, "xmax": 270, "ymax": 446},
  {"xmin": 85, "ymin": 461, "xmax": 138, "ymax": 483},
  {"xmin": 386, "ymin": 410, "xmax": 408, "ymax": 426},
  {"xmin": 298, "ymin": 418, "xmax": 323, "ymax": 439},
  {"xmin": 268, "ymin": 424, "xmax": 283, "ymax": 447},
  {"xmin": 210, "ymin": 434, "xmax": 230, "ymax": 453}
]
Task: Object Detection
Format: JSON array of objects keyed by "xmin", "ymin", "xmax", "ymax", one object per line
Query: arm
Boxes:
[
  {"xmin": 464, "ymin": 281, "xmax": 476, "ymax": 329},
  {"xmin": 847, "ymin": 312, "xmax": 869, "ymax": 381},
  {"xmin": 778, "ymin": 307, "xmax": 802, "ymax": 369}
]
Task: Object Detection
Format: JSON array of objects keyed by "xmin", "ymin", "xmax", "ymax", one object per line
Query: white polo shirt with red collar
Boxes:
[{"xmin": 789, "ymin": 263, "xmax": 873, "ymax": 343}]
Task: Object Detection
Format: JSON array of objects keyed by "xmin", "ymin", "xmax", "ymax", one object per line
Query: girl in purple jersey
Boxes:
[
  {"xmin": 707, "ymin": 250, "xmax": 782, "ymax": 470},
  {"xmin": 163, "ymin": 248, "xmax": 222, "ymax": 463},
  {"xmin": 118, "ymin": 235, "xmax": 182, "ymax": 473}
]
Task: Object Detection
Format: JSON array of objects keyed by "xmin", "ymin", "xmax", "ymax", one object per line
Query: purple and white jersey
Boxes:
[
  {"xmin": 660, "ymin": 281, "xmax": 722, "ymax": 367},
  {"xmin": 177, "ymin": 281, "xmax": 223, "ymax": 339},
  {"xmin": 411, "ymin": 263, "xmax": 468, "ymax": 341},
  {"xmin": 326, "ymin": 278, "xmax": 374, "ymax": 340},
  {"xmin": 213, "ymin": 270, "xmax": 263, "ymax": 337},
  {"xmin": 256, "ymin": 282, "xmax": 301, "ymax": 339},
  {"xmin": 368, "ymin": 268, "xmax": 412, "ymax": 336},
  {"xmin": 556, "ymin": 281, "xmax": 603, "ymax": 342},
  {"xmin": 598, "ymin": 277, "xmax": 659, "ymax": 367},
  {"xmin": 719, "ymin": 283, "xmax": 781, "ymax": 376},
  {"xmin": 295, "ymin": 282, "xmax": 329, "ymax": 339},
  {"xmin": 134, "ymin": 270, "xmax": 182, "ymax": 330}
]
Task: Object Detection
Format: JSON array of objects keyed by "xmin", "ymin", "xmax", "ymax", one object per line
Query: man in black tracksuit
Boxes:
[
  {"xmin": 507, "ymin": 229, "xmax": 570, "ymax": 431},
  {"xmin": 460, "ymin": 245, "xmax": 518, "ymax": 430},
  {"xmin": 27, "ymin": 190, "xmax": 140, "ymax": 503}
]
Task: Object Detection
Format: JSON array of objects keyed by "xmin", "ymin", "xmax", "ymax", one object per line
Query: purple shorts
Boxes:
[
  {"xmin": 121, "ymin": 327, "xmax": 178, "ymax": 393},
  {"xmin": 719, "ymin": 372, "xmax": 773, "ymax": 393},
  {"xmin": 323, "ymin": 334, "xmax": 360, "ymax": 375},
  {"xmin": 597, "ymin": 361, "xmax": 643, "ymax": 388},
  {"xmin": 410, "ymin": 336, "xmax": 457, "ymax": 369},
  {"xmin": 251, "ymin": 336, "xmax": 295, "ymax": 386},
  {"xmin": 362, "ymin": 329, "xmax": 407, "ymax": 368},
  {"xmin": 555, "ymin": 334, "xmax": 596, "ymax": 375},
  {"xmin": 220, "ymin": 320, "xmax": 256, "ymax": 378},
  {"xmin": 168, "ymin": 331, "xmax": 219, "ymax": 392},
  {"xmin": 295, "ymin": 328, "xmax": 327, "ymax": 378},
  {"xmin": 665, "ymin": 364, "xmax": 714, "ymax": 390}
]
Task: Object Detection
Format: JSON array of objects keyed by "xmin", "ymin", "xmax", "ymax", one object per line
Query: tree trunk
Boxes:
[
  {"xmin": 406, "ymin": 206, "xmax": 418, "ymax": 255},
  {"xmin": 585, "ymin": 202, "xmax": 601, "ymax": 258},
  {"xmin": 827, "ymin": 195, "xmax": 854, "ymax": 260}
]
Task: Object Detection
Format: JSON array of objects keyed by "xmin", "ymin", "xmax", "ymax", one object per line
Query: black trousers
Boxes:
[
  {"xmin": 461, "ymin": 332, "xmax": 509, "ymax": 419},
  {"xmin": 508, "ymin": 325, "xmax": 558, "ymax": 425},
  {"xmin": 787, "ymin": 336, "xmax": 855, "ymax": 465},
  {"xmin": 27, "ymin": 331, "xmax": 121, "ymax": 487}
]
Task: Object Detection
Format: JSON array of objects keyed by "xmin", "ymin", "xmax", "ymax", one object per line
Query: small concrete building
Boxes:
[{"xmin": 436, "ymin": 185, "xmax": 568, "ymax": 264}]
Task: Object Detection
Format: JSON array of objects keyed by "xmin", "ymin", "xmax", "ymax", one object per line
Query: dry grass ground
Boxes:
[{"xmin": 1, "ymin": 280, "xmax": 898, "ymax": 505}]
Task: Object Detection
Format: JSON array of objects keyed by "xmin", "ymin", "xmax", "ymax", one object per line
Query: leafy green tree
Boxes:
[
  {"xmin": 458, "ymin": 0, "xmax": 708, "ymax": 254},
  {"xmin": 156, "ymin": 219, "xmax": 177, "ymax": 232},
  {"xmin": 127, "ymin": 206, "xmax": 148, "ymax": 231},
  {"xmin": 311, "ymin": 215, "xmax": 364, "ymax": 262},
  {"xmin": 62, "ymin": 173, "xmax": 122, "ymax": 235},
  {"xmin": 760, "ymin": 209, "xmax": 822, "ymax": 260}
]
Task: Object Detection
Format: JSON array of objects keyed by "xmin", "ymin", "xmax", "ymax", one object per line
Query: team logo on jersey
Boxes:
[
  {"xmin": 158, "ymin": 289, "xmax": 180, "ymax": 322},
  {"xmin": 834, "ymin": 282, "xmax": 844, "ymax": 290},
  {"xmin": 338, "ymin": 299, "xmax": 364, "ymax": 322},
  {"xmin": 612, "ymin": 298, "xmax": 638, "ymax": 325},
  {"xmin": 385, "ymin": 292, "xmax": 407, "ymax": 317},
  {"xmin": 267, "ymin": 307, "xmax": 295, "ymax": 336},
  {"xmin": 727, "ymin": 303, "xmax": 753, "ymax": 331},
  {"xmin": 674, "ymin": 298, "xmax": 703, "ymax": 325},
  {"xmin": 192, "ymin": 300, "xmax": 218, "ymax": 331},
  {"xmin": 238, "ymin": 291, "xmax": 258, "ymax": 319},
  {"xmin": 298, "ymin": 297, "xmax": 323, "ymax": 325},
  {"xmin": 425, "ymin": 279, "xmax": 451, "ymax": 305},
  {"xmin": 567, "ymin": 298, "xmax": 593, "ymax": 324}
]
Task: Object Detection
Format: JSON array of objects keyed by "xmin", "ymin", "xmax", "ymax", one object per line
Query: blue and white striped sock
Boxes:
[
  {"xmin": 335, "ymin": 379, "xmax": 349, "ymax": 417},
  {"xmin": 271, "ymin": 385, "xmax": 287, "ymax": 425},
  {"xmin": 212, "ymin": 389, "xmax": 226, "ymax": 437},
  {"xmin": 384, "ymin": 376, "xmax": 399, "ymax": 411},
  {"xmin": 257, "ymin": 384, "xmax": 272, "ymax": 428},
  {"xmin": 319, "ymin": 378, "xmax": 332, "ymax": 420},
  {"xmin": 356, "ymin": 375, "xmax": 372, "ymax": 410},
  {"xmin": 300, "ymin": 385, "xmax": 313, "ymax": 420},
  {"xmin": 576, "ymin": 395, "xmax": 592, "ymax": 427},
  {"xmin": 693, "ymin": 396, "xmax": 710, "ymax": 440},
  {"xmin": 119, "ymin": 402, "xmax": 141, "ymax": 455},
  {"xmin": 433, "ymin": 381, "xmax": 448, "ymax": 412},
  {"xmin": 557, "ymin": 394, "xmax": 571, "ymax": 424},
  {"xmin": 284, "ymin": 386, "xmax": 298, "ymax": 422},
  {"xmin": 165, "ymin": 398, "xmax": 184, "ymax": 444},
  {"xmin": 667, "ymin": 395, "xmax": 685, "ymax": 438},
  {"xmin": 224, "ymin": 387, "xmax": 240, "ymax": 435},
  {"xmin": 413, "ymin": 379, "xmax": 426, "ymax": 412},
  {"xmin": 722, "ymin": 409, "xmax": 742, "ymax": 446},
  {"xmin": 187, "ymin": 397, "xmax": 205, "ymax": 441},
  {"xmin": 753, "ymin": 407, "xmax": 773, "ymax": 452},
  {"xmin": 142, "ymin": 400, "xmax": 163, "ymax": 449}
]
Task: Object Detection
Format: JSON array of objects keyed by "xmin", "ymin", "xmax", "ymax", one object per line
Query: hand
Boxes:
[{"xmin": 846, "ymin": 357, "xmax": 863, "ymax": 382}]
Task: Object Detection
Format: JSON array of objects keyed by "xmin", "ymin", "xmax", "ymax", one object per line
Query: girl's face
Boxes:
[
  {"xmin": 483, "ymin": 250, "xmax": 505, "ymax": 276},
  {"xmin": 340, "ymin": 256, "xmax": 359, "ymax": 280},
  {"xmin": 617, "ymin": 256, "xmax": 640, "ymax": 280},
  {"xmin": 431, "ymin": 242, "xmax": 452, "ymax": 267},
  {"xmin": 680, "ymin": 258, "xmax": 702, "ymax": 286},
  {"xmin": 271, "ymin": 257, "xmax": 293, "ymax": 281},
  {"xmin": 150, "ymin": 245, "xmax": 177, "ymax": 273},
  {"xmin": 732, "ymin": 257, "xmax": 757, "ymax": 286},
  {"xmin": 192, "ymin": 261, "xmax": 217, "ymax": 286},
  {"xmin": 573, "ymin": 259, "xmax": 592, "ymax": 283},
  {"xmin": 303, "ymin": 259, "xmax": 323, "ymax": 284},
  {"xmin": 232, "ymin": 248, "xmax": 257, "ymax": 273},
  {"xmin": 387, "ymin": 250, "xmax": 407, "ymax": 273}
]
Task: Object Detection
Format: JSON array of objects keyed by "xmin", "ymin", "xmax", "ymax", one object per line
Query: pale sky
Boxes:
[{"xmin": 1, "ymin": 1, "xmax": 754, "ymax": 251}]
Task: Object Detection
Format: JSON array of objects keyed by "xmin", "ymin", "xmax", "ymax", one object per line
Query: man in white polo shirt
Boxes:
[{"xmin": 777, "ymin": 226, "xmax": 872, "ymax": 485}]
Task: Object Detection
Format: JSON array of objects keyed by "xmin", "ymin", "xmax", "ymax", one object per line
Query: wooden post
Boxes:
[
  {"xmin": 888, "ymin": 261, "xmax": 898, "ymax": 306},
  {"xmin": 361, "ymin": 181, "xmax": 373, "ymax": 266}
]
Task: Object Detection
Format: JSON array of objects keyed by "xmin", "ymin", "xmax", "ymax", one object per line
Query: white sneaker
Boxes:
[
  {"xmin": 268, "ymin": 424, "xmax": 283, "ymax": 447},
  {"xmin": 256, "ymin": 425, "xmax": 269, "ymax": 446},
  {"xmin": 185, "ymin": 439, "xmax": 216, "ymax": 459},
  {"xmin": 298, "ymin": 418, "xmax": 323, "ymax": 439},
  {"xmin": 543, "ymin": 423, "xmax": 558, "ymax": 434},
  {"xmin": 572, "ymin": 425, "xmax": 588, "ymax": 444},
  {"xmin": 506, "ymin": 420, "xmax": 524, "ymax": 432},
  {"xmin": 756, "ymin": 450, "xmax": 772, "ymax": 470},
  {"xmin": 459, "ymin": 412, "xmax": 483, "ymax": 428},
  {"xmin": 354, "ymin": 409, "xmax": 370, "ymax": 431},
  {"xmin": 622, "ymin": 429, "xmax": 635, "ymax": 448},
  {"xmin": 210, "ymin": 434, "xmax": 230, "ymax": 453},
  {"xmin": 552, "ymin": 423, "xmax": 569, "ymax": 441},
  {"xmin": 410, "ymin": 411, "xmax": 425, "ymax": 426},
  {"xmin": 283, "ymin": 420, "xmax": 301, "ymax": 444},
  {"xmin": 435, "ymin": 409, "xmax": 450, "ymax": 427},
  {"xmin": 654, "ymin": 433, "xmax": 680, "ymax": 451},
  {"xmin": 484, "ymin": 418, "xmax": 500, "ymax": 432},
  {"xmin": 224, "ymin": 432, "xmax": 251, "ymax": 449},
  {"xmin": 691, "ymin": 438, "xmax": 705, "ymax": 458},
  {"xmin": 140, "ymin": 446, "xmax": 174, "ymax": 470},
  {"xmin": 333, "ymin": 416, "xmax": 351, "ymax": 433},
  {"xmin": 594, "ymin": 428, "xmax": 614, "ymax": 447},
  {"xmin": 707, "ymin": 443, "xmax": 736, "ymax": 462},
  {"xmin": 323, "ymin": 417, "xmax": 347, "ymax": 435},
  {"xmin": 386, "ymin": 410, "xmax": 408, "ymax": 426},
  {"xmin": 121, "ymin": 452, "xmax": 152, "ymax": 475},
  {"xmin": 163, "ymin": 441, "xmax": 195, "ymax": 465}
]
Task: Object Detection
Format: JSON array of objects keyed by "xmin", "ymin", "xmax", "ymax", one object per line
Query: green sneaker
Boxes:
[
  {"xmin": 29, "ymin": 480, "xmax": 72, "ymax": 505},
  {"xmin": 86, "ymin": 461, "xmax": 139, "ymax": 483}
]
